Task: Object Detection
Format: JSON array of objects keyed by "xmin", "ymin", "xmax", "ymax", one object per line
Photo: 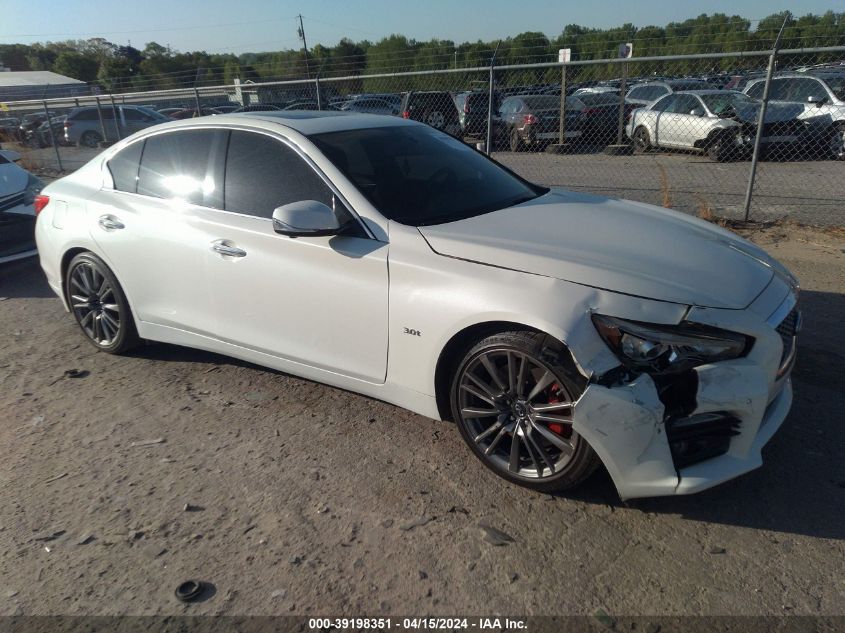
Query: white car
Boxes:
[
  {"xmin": 34, "ymin": 112, "xmax": 799, "ymax": 499},
  {"xmin": 626, "ymin": 90, "xmax": 812, "ymax": 161},
  {"xmin": 1, "ymin": 149, "xmax": 43, "ymax": 264}
]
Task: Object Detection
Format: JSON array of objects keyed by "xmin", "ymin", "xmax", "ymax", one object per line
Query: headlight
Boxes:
[
  {"xmin": 592, "ymin": 314, "xmax": 752, "ymax": 374},
  {"xmin": 23, "ymin": 173, "xmax": 44, "ymax": 206}
]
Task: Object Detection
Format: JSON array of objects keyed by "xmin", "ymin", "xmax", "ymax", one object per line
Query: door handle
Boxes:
[
  {"xmin": 211, "ymin": 239, "xmax": 247, "ymax": 258},
  {"xmin": 98, "ymin": 214, "xmax": 125, "ymax": 231}
]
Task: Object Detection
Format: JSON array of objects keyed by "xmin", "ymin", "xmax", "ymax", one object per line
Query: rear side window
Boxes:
[
  {"xmin": 107, "ymin": 141, "xmax": 144, "ymax": 193},
  {"xmin": 137, "ymin": 129, "xmax": 227, "ymax": 207},
  {"xmin": 223, "ymin": 131, "xmax": 336, "ymax": 219},
  {"xmin": 70, "ymin": 109, "xmax": 100, "ymax": 121}
]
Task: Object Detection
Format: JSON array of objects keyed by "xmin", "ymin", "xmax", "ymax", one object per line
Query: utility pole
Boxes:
[{"xmin": 297, "ymin": 14, "xmax": 311, "ymax": 79}]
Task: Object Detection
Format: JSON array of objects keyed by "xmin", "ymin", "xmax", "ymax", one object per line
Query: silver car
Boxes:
[{"xmin": 64, "ymin": 105, "xmax": 170, "ymax": 148}]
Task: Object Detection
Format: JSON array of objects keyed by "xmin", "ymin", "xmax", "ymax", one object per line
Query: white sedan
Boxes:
[{"xmin": 35, "ymin": 112, "xmax": 799, "ymax": 499}]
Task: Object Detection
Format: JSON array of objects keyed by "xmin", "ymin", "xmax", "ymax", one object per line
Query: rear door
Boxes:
[
  {"xmin": 88, "ymin": 128, "xmax": 226, "ymax": 335},
  {"xmin": 206, "ymin": 130, "xmax": 389, "ymax": 382}
]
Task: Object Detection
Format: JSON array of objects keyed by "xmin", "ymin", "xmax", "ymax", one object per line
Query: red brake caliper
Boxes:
[{"xmin": 545, "ymin": 382, "xmax": 572, "ymax": 438}]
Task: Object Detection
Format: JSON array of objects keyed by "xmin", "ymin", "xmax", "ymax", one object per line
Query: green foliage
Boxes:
[{"xmin": 0, "ymin": 12, "xmax": 842, "ymax": 97}]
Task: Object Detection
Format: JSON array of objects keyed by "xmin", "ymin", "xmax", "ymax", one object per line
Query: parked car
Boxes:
[
  {"xmin": 210, "ymin": 104, "xmax": 240, "ymax": 114},
  {"xmin": 166, "ymin": 107, "xmax": 224, "ymax": 119},
  {"xmin": 19, "ymin": 112, "xmax": 58, "ymax": 145},
  {"xmin": 31, "ymin": 115, "xmax": 69, "ymax": 148},
  {"xmin": 454, "ymin": 91, "xmax": 500, "ymax": 137},
  {"xmin": 400, "ymin": 91, "xmax": 461, "ymax": 136},
  {"xmin": 341, "ymin": 97, "xmax": 398, "ymax": 116},
  {"xmin": 566, "ymin": 92, "xmax": 638, "ymax": 145},
  {"xmin": 626, "ymin": 80, "xmax": 712, "ymax": 106},
  {"xmin": 495, "ymin": 95, "xmax": 581, "ymax": 150},
  {"xmin": 626, "ymin": 90, "xmax": 820, "ymax": 161},
  {"xmin": 35, "ymin": 111, "xmax": 799, "ymax": 499},
  {"xmin": 231, "ymin": 104, "xmax": 284, "ymax": 113},
  {"xmin": 156, "ymin": 107, "xmax": 187, "ymax": 117},
  {"xmin": 743, "ymin": 72, "xmax": 845, "ymax": 159},
  {"xmin": 0, "ymin": 117, "xmax": 20, "ymax": 143},
  {"xmin": 64, "ymin": 105, "xmax": 170, "ymax": 148},
  {"xmin": 0, "ymin": 149, "xmax": 43, "ymax": 264}
]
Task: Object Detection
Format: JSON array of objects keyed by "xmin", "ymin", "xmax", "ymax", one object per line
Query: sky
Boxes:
[{"xmin": 0, "ymin": 0, "xmax": 840, "ymax": 53}]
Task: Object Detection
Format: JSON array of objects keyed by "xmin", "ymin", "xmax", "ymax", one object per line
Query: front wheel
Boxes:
[
  {"xmin": 829, "ymin": 122, "xmax": 845, "ymax": 161},
  {"xmin": 66, "ymin": 252, "xmax": 141, "ymax": 354},
  {"xmin": 707, "ymin": 132, "xmax": 735, "ymax": 162},
  {"xmin": 450, "ymin": 330, "xmax": 600, "ymax": 492},
  {"xmin": 509, "ymin": 128, "xmax": 524, "ymax": 152}
]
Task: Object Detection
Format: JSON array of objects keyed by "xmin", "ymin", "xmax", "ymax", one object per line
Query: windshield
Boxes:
[
  {"xmin": 521, "ymin": 96, "xmax": 560, "ymax": 111},
  {"xmin": 309, "ymin": 125, "xmax": 547, "ymax": 226},
  {"xmin": 821, "ymin": 76, "xmax": 845, "ymax": 101},
  {"xmin": 701, "ymin": 92, "xmax": 753, "ymax": 115}
]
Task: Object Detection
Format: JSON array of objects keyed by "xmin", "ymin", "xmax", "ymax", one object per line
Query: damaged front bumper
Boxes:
[{"xmin": 570, "ymin": 285, "xmax": 798, "ymax": 500}]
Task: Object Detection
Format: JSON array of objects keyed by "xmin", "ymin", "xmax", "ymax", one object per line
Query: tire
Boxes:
[
  {"xmin": 632, "ymin": 126, "xmax": 651, "ymax": 154},
  {"xmin": 449, "ymin": 330, "xmax": 600, "ymax": 493},
  {"xmin": 706, "ymin": 132, "xmax": 734, "ymax": 162},
  {"xmin": 509, "ymin": 127, "xmax": 524, "ymax": 152},
  {"xmin": 65, "ymin": 252, "xmax": 141, "ymax": 354},
  {"xmin": 829, "ymin": 122, "xmax": 845, "ymax": 161},
  {"xmin": 79, "ymin": 131, "xmax": 102, "ymax": 149},
  {"xmin": 423, "ymin": 110, "xmax": 446, "ymax": 130}
]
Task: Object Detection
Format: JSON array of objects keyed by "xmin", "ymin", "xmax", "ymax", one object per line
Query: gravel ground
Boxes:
[
  {"xmin": 15, "ymin": 142, "xmax": 845, "ymax": 226},
  {"xmin": 0, "ymin": 222, "xmax": 843, "ymax": 618}
]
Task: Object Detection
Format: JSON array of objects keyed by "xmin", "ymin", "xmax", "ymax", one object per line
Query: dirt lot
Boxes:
[{"xmin": 0, "ymin": 222, "xmax": 843, "ymax": 618}]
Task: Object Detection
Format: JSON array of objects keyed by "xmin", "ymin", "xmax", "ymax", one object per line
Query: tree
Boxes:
[{"xmin": 53, "ymin": 51, "xmax": 99, "ymax": 82}]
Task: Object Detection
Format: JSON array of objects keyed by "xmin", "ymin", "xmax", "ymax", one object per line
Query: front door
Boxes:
[{"xmin": 206, "ymin": 130, "xmax": 389, "ymax": 383}]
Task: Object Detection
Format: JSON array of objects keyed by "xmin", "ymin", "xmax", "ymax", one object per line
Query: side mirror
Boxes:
[
  {"xmin": 272, "ymin": 200, "xmax": 341, "ymax": 237},
  {"xmin": 690, "ymin": 108, "xmax": 705, "ymax": 117},
  {"xmin": 807, "ymin": 95, "xmax": 827, "ymax": 107}
]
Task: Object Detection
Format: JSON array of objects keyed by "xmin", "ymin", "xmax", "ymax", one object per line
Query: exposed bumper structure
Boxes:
[{"xmin": 572, "ymin": 368, "xmax": 792, "ymax": 500}]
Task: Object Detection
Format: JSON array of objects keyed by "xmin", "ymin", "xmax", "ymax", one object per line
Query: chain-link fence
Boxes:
[{"xmin": 2, "ymin": 46, "xmax": 843, "ymax": 224}]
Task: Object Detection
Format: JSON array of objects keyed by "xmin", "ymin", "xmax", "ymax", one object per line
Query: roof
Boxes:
[
  {"xmin": 0, "ymin": 71, "xmax": 86, "ymax": 87},
  {"xmin": 222, "ymin": 110, "xmax": 413, "ymax": 135}
]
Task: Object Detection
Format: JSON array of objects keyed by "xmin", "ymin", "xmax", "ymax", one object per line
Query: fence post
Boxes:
[
  {"xmin": 193, "ymin": 87, "xmax": 202, "ymax": 115},
  {"xmin": 109, "ymin": 94, "xmax": 122, "ymax": 141},
  {"xmin": 42, "ymin": 100, "xmax": 63, "ymax": 172},
  {"xmin": 615, "ymin": 61, "xmax": 628, "ymax": 145},
  {"xmin": 547, "ymin": 62, "xmax": 569, "ymax": 154},
  {"xmin": 95, "ymin": 97, "xmax": 107, "ymax": 143},
  {"xmin": 485, "ymin": 46, "xmax": 500, "ymax": 155},
  {"xmin": 315, "ymin": 77, "xmax": 322, "ymax": 110},
  {"xmin": 742, "ymin": 17, "xmax": 789, "ymax": 222}
]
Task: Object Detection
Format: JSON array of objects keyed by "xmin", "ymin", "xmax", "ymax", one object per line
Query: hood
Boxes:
[
  {"xmin": 731, "ymin": 101, "xmax": 806, "ymax": 123},
  {"xmin": 0, "ymin": 160, "xmax": 29, "ymax": 198},
  {"xmin": 418, "ymin": 190, "xmax": 776, "ymax": 309}
]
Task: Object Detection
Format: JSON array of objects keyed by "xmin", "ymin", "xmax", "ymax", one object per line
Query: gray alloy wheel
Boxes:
[
  {"xmin": 424, "ymin": 110, "xmax": 446, "ymax": 129},
  {"xmin": 79, "ymin": 131, "xmax": 102, "ymax": 148},
  {"xmin": 632, "ymin": 126, "xmax": 651, "ymax": 154},
  {"xmin": 830, "ymin": 122, "xmax": 845, "ymax": 161},
  {"xmin": 451, "ymin": 331, "xmax": 599, "ymax": 492},
  {"xmin": 66, "ymin": 252, "xmax": 141, "ymax": 354}
]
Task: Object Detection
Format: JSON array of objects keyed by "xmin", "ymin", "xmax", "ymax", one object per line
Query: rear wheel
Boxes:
[
  {"xmin": 450, "ymin": 330, "xmax": 600, "ymax": 492},
  {"xmin": 632, "ymin": 126, "xmax": 651, "ymax": 154},
  {"xmin": 66, "ymin": 252, "xmax": 141, "ymax": 354},
  {"xmin": 79, "ymin": 131, "xmax": 101, "ymax": 148},
  {"xmin": 509, "ymin": 128, "xmax": 524, "ymax": 152},
  {"xmin": 423, "ymin": 110, "xmax": 446, "ymax": 130}
]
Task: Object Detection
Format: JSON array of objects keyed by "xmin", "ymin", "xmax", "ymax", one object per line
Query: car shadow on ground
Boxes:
[
  {"xmin": 12, "ymin": 258, "xmax": 842, "ymax": 540},
  {"xmin": 0, "ymin": 257, "xmax": 56, "ymax": 299},
  {"xmin": 568, "ymin": 289, "xmax": 845, "ymax": 541}
]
